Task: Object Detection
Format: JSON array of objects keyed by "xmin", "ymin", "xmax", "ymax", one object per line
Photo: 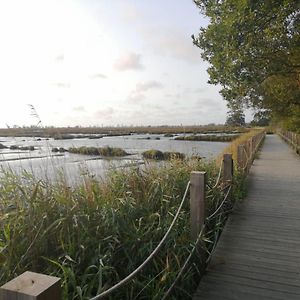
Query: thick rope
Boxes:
[
  {"xmin": 90, "ymin": 181, "xmax": 191, "ymax": 300},
  {"xmin": 161, "ymin": 224, "xmax": 206, "ymax": 300}
]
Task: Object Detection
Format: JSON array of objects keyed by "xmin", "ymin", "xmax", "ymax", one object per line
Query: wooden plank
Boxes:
[
  {"xmin": 210, "ymin": 252, "xmax": 300, "ymax": 273},
  {"xmin": 196, "ymin": 279, "xmax": 300, "ymax": 300},
  {"xmin": 193, "ymin": 135, "xmax": 300, "ymax": 299},
  {"xmin": 0, "ymin": 271, "xmax": 61, "ymax": 300},
  {"xmin": 208, "ymin": 262, "xmax": 300, "ymax": 281},
  {"xmin": 203, "ymin": 273, "xmax": 300, "ymax": 295},
  {"xmin": 206, "ymin": 265, "xmax": 300, "ymax": 287},
  {"xmin": 190, "ymin": 171, "xmax": 206, "ymax": 243}
]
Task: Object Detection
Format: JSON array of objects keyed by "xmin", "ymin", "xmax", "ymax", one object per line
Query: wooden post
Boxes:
[
  {"xmin": 223, "ymin": 154, "xmax": 233, "ymax": 187},
  {"xmin": 190, "ymin": 171, "xmax": 206, "ymax": 243},
  {"xmin": 0, "ymin": 271, "xmax": 61, "ymax": 300},
  {"xmin": 237, "ymin": 145, "xmax": 244, "ymax": 172}
]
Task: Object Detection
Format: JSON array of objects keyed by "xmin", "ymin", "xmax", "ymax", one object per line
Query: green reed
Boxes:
[{"xmin": 0, "ymin": 158, "xmax": 243, "ymax": 299}]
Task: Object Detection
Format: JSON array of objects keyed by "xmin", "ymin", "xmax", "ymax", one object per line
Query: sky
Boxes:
[{"xmin": 0, "ymin": 0, "xmax": 240, "ymax": 128}]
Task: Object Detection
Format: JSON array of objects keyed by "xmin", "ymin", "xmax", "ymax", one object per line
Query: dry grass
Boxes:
[{"xmin": 216, "ymin": 128, "xmax": 265, "ymax": 166}]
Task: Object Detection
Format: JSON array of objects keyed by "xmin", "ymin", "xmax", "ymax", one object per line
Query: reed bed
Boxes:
[
  {"xmin": 0, "ymin": 129, "xmax": 255, "ymax": 299},
  {"xmin": 142, "ymin": 150, "xmax": 185, "ymax": 160},
  {"xmin": 174, "ymin": 134, "xmax": 239, "ymax": 142},
  {"xmin": 0, "ymin": 125, "xmax": 248, "ymax": 137},
  {"xmin": 68, "ymin": 146, "xmax": 129, "ymax": 157},
  {"xmin": 0, "ymin": 157, "xmax": 243, "ymax": 299},
  {"xmin": 216, "ymin": 128, "xmax": 265, "ymax": 165}
]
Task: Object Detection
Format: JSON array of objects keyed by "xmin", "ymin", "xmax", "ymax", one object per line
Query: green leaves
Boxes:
[{"xmin": 194, "ymin": 0, "xmax": 300, "ymax": 128}]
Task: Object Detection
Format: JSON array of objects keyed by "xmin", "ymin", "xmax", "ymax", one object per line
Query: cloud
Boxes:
[
  {"xmin": 121, "ymin": 4, "xmax": 142, "ymax": 22},
  {"xmin": 53, "ymin": 82, "xmax": 70, "ymax": 88},
  {"xmin": 136, "ymin": 80, "xmax": 163, "ymax": 92},
  {"xmin": 143, "ymin": 28, "xmax": 200, "ymax": 64},
  {"xmin": 89, "ymin": 73, "xmax": 107, "ymax": 79},
  {"xmin": 127, "ymin": 92, "xmax": 146, "ymax": 104},
  {"xmin": 55, "ymin": 54, "xmax": 64, "ymax": 62},
  {"xmin": 165, "ymin": 93, "xmax": 180, "ymax": 99},
  {"xmin": 196, "ymin": 98, "xmax": 221, "ymax": 107},
  {"xmin": 114, "ymin": 52, "xmax": 144, "ymax": 71},
  {"xmin": 94, "ymin": 107, "xmax": 115, "ymax": 119},
  {"xmin": 193, "ymin": 87, "xmax": 206, "ymax": 94},
  {"xmin": 73, "ymin": 106, "xmax": 86, "ymax": 112},
  {"xmin": 127, "ymin": 80, "xmax": 164, "ymax": 103}
]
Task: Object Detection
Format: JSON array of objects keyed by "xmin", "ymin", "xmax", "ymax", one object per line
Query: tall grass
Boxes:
[
  {"xmin": 216, "ymin": 128, "xmax": 265, "ymax": 165},
  {"xmin": 0, "ymin": 125, "xmax": 249, "ymax": 137},
  {"xmin": 0, "ymin": 125, "xmax": 260, "ymax": 299},
  {"xmin": 0, "ymin": 157, "xmax": 240, "ymax": 299}
]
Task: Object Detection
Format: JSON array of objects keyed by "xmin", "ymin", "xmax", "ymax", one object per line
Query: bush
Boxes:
[
  {"xmin": 142, "ymin": 150, "xmax": 185, "ymax": 160},
  {"xmin": 175, "ymin": 134, "xmax": 239, "ymax": 142},
  {"xmin": 68, "ymin": 146, "xmax": 129, "ymax": 157}
]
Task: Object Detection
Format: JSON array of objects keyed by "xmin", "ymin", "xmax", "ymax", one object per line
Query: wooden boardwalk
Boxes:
[{"xmin": 194, "ymin": 134, "xmax": 300, "ymax": 300}]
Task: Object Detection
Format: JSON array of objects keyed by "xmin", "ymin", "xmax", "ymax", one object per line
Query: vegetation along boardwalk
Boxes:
[{"xmin": 194, "ymin": 134, "xmax": 300, "ymax": 300}]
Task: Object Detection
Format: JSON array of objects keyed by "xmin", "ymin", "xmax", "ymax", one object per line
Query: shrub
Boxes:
[
  {"xmin": 142, "ymin": 150, "xmax": 185, "ymax": 160},
  {"xmin": 68, "ymin": 146, "xmax": 129, "ymax": 157}
]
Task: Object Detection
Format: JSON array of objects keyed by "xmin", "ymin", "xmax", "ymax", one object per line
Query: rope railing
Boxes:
[
  {"xmin": 91, "ymin": 156, "xmax": 235, "ymax": 299},
  {"xmin": 161, "ymin": 224, "xmax": 207, "ymax": 300},
  {"xmin": 89, "ymin": 181, "xmax": 191, "ymax": 300},
  {"xmin": 210, "ymin": 161, "xmax": 223, "ymax": 189},
  {"xmin": 161, "ymin": 180, "xmax": 233, "ymax": 298},
  {"xmin": 206, "ymin": 185, "xmax": 232, "ymax": 221}
]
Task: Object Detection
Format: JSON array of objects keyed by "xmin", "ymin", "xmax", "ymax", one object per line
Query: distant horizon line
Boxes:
[{"xmin": 0, "ymin": 123, "xmax": 246, "ymax": 130}]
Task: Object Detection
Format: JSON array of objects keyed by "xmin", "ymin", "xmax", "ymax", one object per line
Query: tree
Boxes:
[
  {"xmin": 192, "ymin": 0, "xmax": 300, "ymax": 129},
  {"xmin": 250, "ymin": 110, "xmax": 271, "ymax": 127},
  {"xmin": 225, "ymin": 104, "xmax": 245, "ymax": 126}
]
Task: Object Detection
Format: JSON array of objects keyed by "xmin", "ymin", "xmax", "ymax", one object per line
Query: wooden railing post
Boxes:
[
  {"xmin": 237, "ymin": 144, "xmax": 244, "ymax": 172},
  {"xmin": 190, "ymin": 171, "xmax": 206, "ymax": 243},
  {"xmin": 223, "ymin": 154, "xmax": 233, "ymax": 187},
  {"xmin": 0, "ymin": 271, "xmax": 61, "ymax": 300}
]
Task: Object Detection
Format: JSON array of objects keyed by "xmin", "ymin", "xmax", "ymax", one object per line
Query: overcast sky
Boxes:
[{"xmin": 0, "ymin": 0, "xmax": 235, "ymax": 128}]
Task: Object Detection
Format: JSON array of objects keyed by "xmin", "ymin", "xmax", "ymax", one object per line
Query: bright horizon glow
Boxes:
[{"xmin": 0, "ymin": 0, "xmax": 249, "ymax": 128}]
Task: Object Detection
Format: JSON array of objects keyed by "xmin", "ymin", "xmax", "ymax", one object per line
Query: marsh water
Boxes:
[{"xmin": 0, "ymin": 134, "xmax": 229, "ymax": 184}]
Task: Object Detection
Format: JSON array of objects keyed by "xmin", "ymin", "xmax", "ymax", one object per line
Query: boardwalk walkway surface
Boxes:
[{"xmin": 193, "ymin": 134, "xmax": 300, "ymax": 300}]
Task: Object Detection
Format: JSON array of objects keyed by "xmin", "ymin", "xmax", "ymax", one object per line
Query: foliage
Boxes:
[
  {"xmin": 142, "ymin": 150, "xmax": 185, "ymax": 160},
  {"xmin": 250, "ymin": 110, "xmax": 271, "ymax": 127},
  {"xmin": 225, "ymin": 105, "xmax": 245, "ymax": 127},
  {"xmin": 0, "ymin": 125, "xmax": 248, "ymax": 137},
  {"xmin": 9, "ymin": 145, "xmax": 35, "ymax": 151},
  {"xmin": 0, "ymin": 129, "xmax": 254, "ymax": 299},
  {"xmin": 68, "ymin": 146, "xmax": 129, "ymax": 157},
  {"xmin": 216, "ymin": 128, "xmax": 265, "ymax": 165},
  {"xmin": 175, "ymin": 134, "xmax": 239, "ymax": 142},
  {"xmin": 0, "ymin": 159, "xmax": 235, "ymax": 299},
  {"xmin": 193, "ymin": 0, "xmax": 300, "ymax": 129}
]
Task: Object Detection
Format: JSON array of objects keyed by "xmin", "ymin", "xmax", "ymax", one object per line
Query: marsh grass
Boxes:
[
  {"xmin": 0, "ymin": 125, "xmax": 248, "ymax": 138},
  {"xmin": 68, "ymin": 146, "xmax": 129, "ymax": 157},
  {"xmin": 0, "ymin": 126, "xmax": 257, "ymax": 299},
  {"xmin": 142, "ymin": 150, "xmax": 185, "ymax": 160},
  {"xmin": 0, "ymin": 157, "xmax": 241, "ymax": 299},
  {"xmin": 175, "ymin": 134, "xmax": 239, "ymax": 142},
  {"xmin": 216, "ymin": 128, "xmax": 265, "ymax": 165}
]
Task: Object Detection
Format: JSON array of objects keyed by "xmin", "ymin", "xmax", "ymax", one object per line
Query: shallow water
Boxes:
[{"xmin": 0, "ymin": 134, "xmax": 229, "ymax": 184}]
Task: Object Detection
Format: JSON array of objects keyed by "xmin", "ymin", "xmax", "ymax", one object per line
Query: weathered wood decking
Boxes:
[{"xmin": 194, "ymin": 134, "xmax": 300, "ymax": 300}]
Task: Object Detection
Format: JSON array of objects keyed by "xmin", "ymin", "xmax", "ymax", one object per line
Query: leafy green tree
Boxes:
[
  {"xmin": 225, "ymin": 104, "xmax": 245, "ymax": 126},
  {"xmin": 192, "ymin": 0, "xmax": 300, "ymax": 129},
  {"xmin": 250, "ymin": 110, "xmax": 271, "ymax": 127}
]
